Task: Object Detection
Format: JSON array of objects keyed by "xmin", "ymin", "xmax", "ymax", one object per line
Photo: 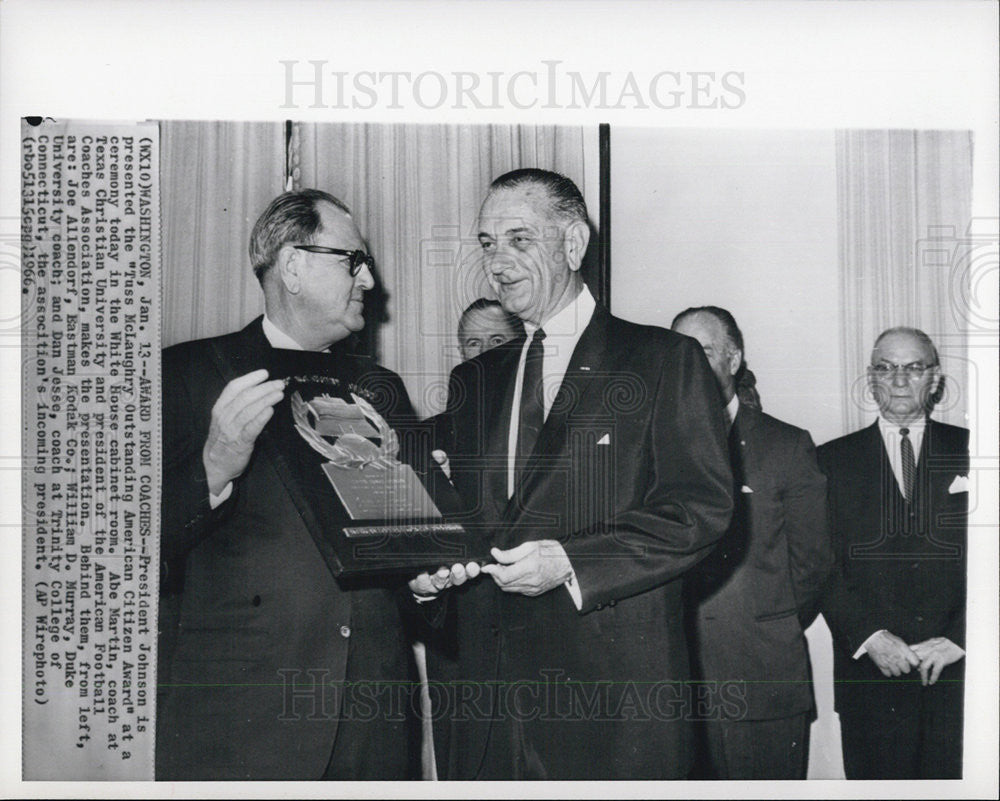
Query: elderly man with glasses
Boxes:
[
  {"xmin": 818, "ymin": 326, "xmax": 969, "ymax": 779},
  {"xmin": 157, "ymin": 189, "xmax": 423, "ymax": 780}
]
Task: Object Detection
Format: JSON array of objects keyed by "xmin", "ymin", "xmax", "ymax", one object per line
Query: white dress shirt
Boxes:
[
  {"xmin": 504, "ymin": 286, "xmax": 596, "ymax": 609},
  {"xmin": 877, "ymin": 414, "xmax": 926, "ymax": 495},
  {"xmin": 724, "ymin": 394, "xmax": 740, "ymax": 432},
  {"xmin": 506, "ymin": 285, "xmax": 596, "ymax": 497},
  {"xmin": 855, "ymin": 414, "xmax": 930, "ymax": 659}
]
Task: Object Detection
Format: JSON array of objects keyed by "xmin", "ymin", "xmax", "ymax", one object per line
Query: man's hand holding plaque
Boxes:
[
  {"xmin": 203, "ymin": 369, "xmax": 286, "ymax": 496},
  {"xmin": 408, "ymin": 561, "xmax": 482, "ymax": 598}
]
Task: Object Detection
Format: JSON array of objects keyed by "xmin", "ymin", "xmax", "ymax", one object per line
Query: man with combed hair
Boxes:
[
  {"xmin": 672, "ymin": 306, "xmax": 832, "ymax": 780},
  {"xmin": 420, "ymin": 168, "xmax": 734, "ymax": 779},
  {"xmin": 819, "ymin": 326, "xmax": 968, "ymax": 779},
  {"xmin": 157, "ymin": 189, "xmax": 421, "ymax": 780}
]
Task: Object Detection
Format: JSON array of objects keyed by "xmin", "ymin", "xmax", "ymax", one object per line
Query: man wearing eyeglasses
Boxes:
[
  {"xmin": 819, "ymin": 327, "xmax": 968, "ymax": 779},
  {"xmin": 157, "ymin": 189, "xmax": 421, "ymax": 780}
]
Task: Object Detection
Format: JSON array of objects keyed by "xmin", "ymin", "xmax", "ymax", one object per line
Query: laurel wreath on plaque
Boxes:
[{"xmin": 291, "ymin": 391, "xmax": 400, "ymax": 469}]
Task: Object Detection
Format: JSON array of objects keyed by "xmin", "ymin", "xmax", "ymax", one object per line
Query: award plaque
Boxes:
[{"xmin": 260, "ymin": 350, "xmax": 488, "ymax": 578}]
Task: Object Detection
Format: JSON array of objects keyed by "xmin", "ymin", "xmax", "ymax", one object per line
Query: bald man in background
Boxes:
[{"xmin": 672, "ymin": 306, "xmax": 831, "ymax": 779}]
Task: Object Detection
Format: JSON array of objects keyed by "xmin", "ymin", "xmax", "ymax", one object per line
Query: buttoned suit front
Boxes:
[
  {"xmin": 685, "ymin": 403, "xmax": 832, "ymax": 778},
  {"xmin": 428, "ymin": 305, "xmax": 734, "ymax": 780},
  {"xmin": 818, "ymin": 418, "xmax": 968, "ymax": 779}
]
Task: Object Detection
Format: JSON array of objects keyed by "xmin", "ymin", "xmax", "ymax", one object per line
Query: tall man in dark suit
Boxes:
[
  {"xmin": 819, "ymin": 327, "xmax": 968, "ymax": 779},
  {"xmin": 157, "ymin": 189, "xmax": 420, "ymax": 780},
  {"xmin": 420, "ymin": 169, "xmax": 734, "ymax": 780},
  {"xmin": 671, "ymin": 306, "xmax": 832, "ymax": 780}
]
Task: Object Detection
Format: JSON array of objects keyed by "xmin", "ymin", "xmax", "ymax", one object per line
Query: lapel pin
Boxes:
[{"xmin": 579, "ymin": 366, "xmax": 591, "ymax": 371}]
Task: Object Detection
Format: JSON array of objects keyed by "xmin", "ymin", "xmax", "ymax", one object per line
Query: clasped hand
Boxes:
[{"xmin": 865, "ymin": 630, "xmax": 964, "ymax": 686}]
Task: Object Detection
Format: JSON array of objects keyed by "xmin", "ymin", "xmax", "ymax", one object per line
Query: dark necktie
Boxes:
[
  {"xmin": 727, "ymin": 421, "xmax": 744, "ymax": 485},
  {"xmin": 900, "ymin": 427, "xmax": 916, "ymax": 503},
  {"xmin": 516, "ymin": 328, "xmax": 546, "ymax": 485}
]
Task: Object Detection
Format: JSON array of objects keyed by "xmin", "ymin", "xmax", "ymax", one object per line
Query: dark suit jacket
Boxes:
[
  {"xmin": 818, "ymin": 419, "xmax": 968, "ymax": 721},
  {"xmin": 429, "ymin": 305, "xmax": 734, "ymax": 780},
  {"xmin": 156, "ymin": 317, "xmax": 419, "ymax": 780},
  {"xmin": 686, "ymin": 404, "xmax": 832, "ymax": 722}
]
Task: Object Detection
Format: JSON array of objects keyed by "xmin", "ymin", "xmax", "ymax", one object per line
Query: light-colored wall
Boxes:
[
  {"xmin": 610, "ymin": 127, "xmax": 845, "ymax": 778},
  {"xmin": 611, "ymin": 127, "xmax": 845, "ymax": 443}
]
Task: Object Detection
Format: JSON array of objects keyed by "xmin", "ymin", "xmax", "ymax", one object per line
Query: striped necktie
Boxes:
[{"xmin": 900, "ymin": 427, "xmax": 916, "ymax": 502}]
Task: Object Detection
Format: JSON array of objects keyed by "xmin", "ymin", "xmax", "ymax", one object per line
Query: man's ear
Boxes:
[
  {"xmin": 727, "ymin": 348, "xmax": 743, "ymax": 378},
  {"xmin": 563, "ymin": 220, "xmax": 590, "ymax": 273},
  {"xmin": 928, "ymin": 368, "xmax": 945, "ymax": 407},
  {"xmin": 276, "ymin": 244, "xmax": 302, "ymax": 294}
]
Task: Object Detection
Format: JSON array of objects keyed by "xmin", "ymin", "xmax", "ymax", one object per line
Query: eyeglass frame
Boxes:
[
  {"xmin": 868, "ymin": 361, "xmax": 938, "ymax": 379},
  {"xmin": 293, "ymin": 245, "xmax": 375, "ymax": 277}
]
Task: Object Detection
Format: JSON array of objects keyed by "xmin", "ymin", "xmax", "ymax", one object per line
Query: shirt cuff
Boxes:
[
  {"xmin": 854, "ymin": 629, "xmax": 887, "ymax": 659},
  {"xmin": 209, "ymin": 481, "xmax": 233, "ymax": 509},
  {"xmin": 413, "ymin": 593, "xmax": 438, "ymax": 604},
  {"xmin": 564, "ymin": 571, "xmax": 582, "ymax": 611}
]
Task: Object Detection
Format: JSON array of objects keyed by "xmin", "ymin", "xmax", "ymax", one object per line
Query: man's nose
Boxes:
[
  {"xmin": 891, "ymin": 369, "xmax": 909, "ymax": 387},
  {"xmin": 354, "ymin": 263, "xmax": 375, "ymax": 290},
  {"xmin": 484, "ymin": 249, "xmax": 514, "ymax": 273}
]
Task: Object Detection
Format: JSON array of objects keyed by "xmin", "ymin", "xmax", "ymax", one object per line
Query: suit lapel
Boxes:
[
  {"xmin": 842, "ymin": 422, "xmax": 885, "ymax": 515},
  {"xmin": 502, "ymin": 307, "xmax": 612, "ymax": 523},
  {"xmin": 208, "ymin": 316, "xmax": 270, "ymax": 380},
  {"xmin": 481, "ymin": 342, "xmax": 522, "ymax": 523},
  {"xmin": 206, "ymin": 318, "xmax": 348, "ymax": 574},
  {"xmin": 731, "ymin": 403, "xmax": 760, "ymax": 487},
  {"xmin": 918, "ymin": 418, "xmax": 952, "ymax": 489},
  {"xmin": 865, "ymin": 420, "xmax": 902, "ymax": 504}
]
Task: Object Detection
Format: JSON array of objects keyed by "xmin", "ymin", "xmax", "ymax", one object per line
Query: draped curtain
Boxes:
[
  {"xmin": 294, "ymin": 123, "xmax": 590, "ymax": 417},
  {"xmin": 160, "ymin": 121, "xmax": 285, "ymax": 347},
  {"xmin": 160, "ymin": 121, "xmax": 592, "ymax": 418},
  {"xmin": 836, "ymin": 130, "xmax": 973, "ymax": 431}
]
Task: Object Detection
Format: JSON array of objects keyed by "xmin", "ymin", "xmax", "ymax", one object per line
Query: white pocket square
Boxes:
[
  {"xmin": 597, "ymin": 433, "xmax": 610, "ymax": 445},
  {"xmin": 741, "ymin": 485, "xmax": 754, "ymax": 494},
  {"xmin": 948, "ymin": 475, "xmax": 970, "ymax": 494}
]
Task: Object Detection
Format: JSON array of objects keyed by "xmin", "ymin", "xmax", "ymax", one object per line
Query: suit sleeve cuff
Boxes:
[
  {"xmin": 564, "ymin": 570, "xmax": 583, "ymax": 611},
  {"xmin": 209, "ymin": 481, "xmax": 234, "ymax": 509},
  {"xmin": 854, "ymin": 629, "xmax": 887, "ymax": 659}
]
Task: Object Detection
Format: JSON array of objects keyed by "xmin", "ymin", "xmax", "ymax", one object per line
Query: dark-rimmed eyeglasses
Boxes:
[
  {"xmin": 293, "ymin": 245, "xmax": 375, "ymax": 277},
  {"xmin": 869, "ymin": 361, "xmax": 936, "ymax": 378}
]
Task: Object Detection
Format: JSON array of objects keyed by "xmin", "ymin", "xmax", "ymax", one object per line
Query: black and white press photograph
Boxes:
[{"xmin": 4, "ymin": 0, "xmax": 997, "ymax": 797}]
